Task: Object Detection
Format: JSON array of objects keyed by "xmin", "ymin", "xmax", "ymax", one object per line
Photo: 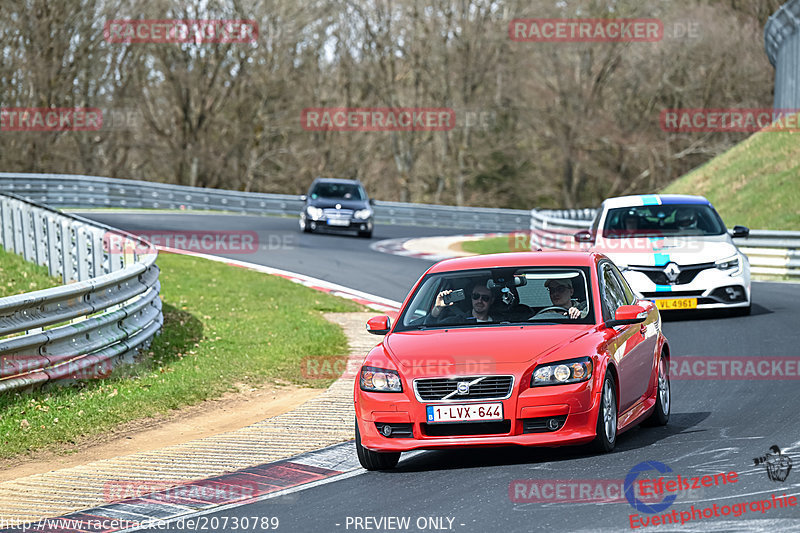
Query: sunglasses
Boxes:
[{"xmin": 471, "ymin": 292, "xmax": 491, "ymax": 302}]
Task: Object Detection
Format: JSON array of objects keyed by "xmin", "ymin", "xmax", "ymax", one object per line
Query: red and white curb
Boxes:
[
  {"xmin": 370, "ymin": 233, "xmax": 506, "ymax": 262},
  {"xmin": 0, "ymin": 444, "xmax": 364, "ymax": 533}
]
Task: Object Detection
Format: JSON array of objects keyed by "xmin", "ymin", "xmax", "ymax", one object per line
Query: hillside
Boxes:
[{"xmin": 662, "ymin": 128, "xmax": 800, "ymax": 230}]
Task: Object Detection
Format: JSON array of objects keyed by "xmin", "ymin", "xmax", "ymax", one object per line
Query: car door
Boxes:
[
  {"xmin": 599, "ymin": 261, "xmax": 652, "ymax": 412},
  {"xmin": 614, "ymin": 261, "xmax": 659, "ymax": 364}
]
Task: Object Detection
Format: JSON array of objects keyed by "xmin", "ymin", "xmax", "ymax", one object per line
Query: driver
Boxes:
[
  {"xmin": 431, "ymin": 280, "xmax": 495, "ymax": 323},
  {"xmin": 623, "ymin": 213, "xmax": 639, "ymax": 231},
  {"xmin": 544, "ymin": 278, "xmax": 588, "ymax": 319},
  {"xmin": 675, "ymin": 208, "xmax": 698, "ymax": 229}
]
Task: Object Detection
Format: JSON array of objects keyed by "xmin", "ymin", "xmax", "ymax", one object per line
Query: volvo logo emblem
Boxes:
[
  {"xmin": 456, "ymin": 382, "xmax": 470, "ymax": 395},
  {"xmin": 663, "ymin": 262, "xmax": 681, "ymax": 283}
]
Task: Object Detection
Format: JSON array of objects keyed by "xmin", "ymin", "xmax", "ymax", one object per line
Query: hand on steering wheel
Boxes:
[{"xmin": 534, "ymin": 306, "xmax": 570, "ymax": 316}]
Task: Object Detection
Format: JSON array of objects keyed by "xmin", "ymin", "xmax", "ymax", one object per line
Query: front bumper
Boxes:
[
  {"xmin": 355, "ymin": 376, "xmax": 601, "ymax": 452},
  {"xmin": 301, "ymin": 214, "xmax": 373, "ymax": 232},
  {"xmin": 622, "ymin": 265, "xmax": 751, "ymax": 310}
]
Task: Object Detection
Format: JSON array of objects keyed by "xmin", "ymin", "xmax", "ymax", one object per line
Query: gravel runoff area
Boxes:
[{"xmin": 0, "ymin": 312, "xmax": 378, "ymax": 525}]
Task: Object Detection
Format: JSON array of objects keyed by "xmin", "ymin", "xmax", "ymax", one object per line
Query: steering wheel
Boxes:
[{"xmin": 534, "ymin": 306, "xmax": 570, "ymax": 317}]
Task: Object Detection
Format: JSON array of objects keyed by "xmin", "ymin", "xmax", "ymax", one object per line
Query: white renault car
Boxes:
[{"xmin": 575, "ymin": 194, "xmax": 751, "ymax": 315}]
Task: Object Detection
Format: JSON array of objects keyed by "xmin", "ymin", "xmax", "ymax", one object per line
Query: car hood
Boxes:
[
  {"xmin": 307, "ymin": 198, "xmax": 368, "ymax": 210},
  {"xmin": 597, "ymin": 234, "xmax": 738, "ymax": 267},
  {"xmin": 384, "ymin": 326, "xmax": 594, "ymax": 372}
]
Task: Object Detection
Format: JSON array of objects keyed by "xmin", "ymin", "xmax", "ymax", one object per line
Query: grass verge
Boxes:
[
  {"xmin": 0, "ymin": 248, "xmax": 62, "ymax": 297},
  {"xmin": 0, "ymin": 252, "xmax": 363, "ymax": 459},
  {"xmin": 662, "ymin": 128, "xmax": 800, "ymax": 230},
  {"xmin": 460, "ymin": 236, "xmax": 518, "ymax": 255}
]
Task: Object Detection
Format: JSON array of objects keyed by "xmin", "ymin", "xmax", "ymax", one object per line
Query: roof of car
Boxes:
[
  {"xmin": 313, "ymin": 177, "xmax": 362, "ymax": 184},
  {"xmin": 603, "ymin": 194, "xmax": 711, "ymax": 209},
  {"xmin": 427, "ymin": 251, "xmax": 603, "ymax": 274}
]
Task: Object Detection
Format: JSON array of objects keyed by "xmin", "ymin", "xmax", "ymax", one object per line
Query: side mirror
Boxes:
[
  {"xmin": 731, "ymin": 225, "xmax": 750, "ymax": 238},
  {"xmin": 605, "ymin": 305, "xmax": 647, "ymax": 328},
  {"xmin": 366, "ymin": 315, "xmax": 391, "ymax": 335},
  {"xmin": 368, "ymin": 198, "xmax": 375, "ymax": 205},
  {"xmin": 574, "ymin": 230, "xmax": 593, "ymax": 243},
  {"xmin": 300, "ymin": 194, "xmax": 307, "ymax": 202}
]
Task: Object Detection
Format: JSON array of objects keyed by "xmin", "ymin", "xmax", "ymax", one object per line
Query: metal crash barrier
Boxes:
[
  {"xmin": 0, "ymin": 192, "xmax": 162, "ymax": 392},
  {"xmin": 0, "ymin": 173, "xmax": 531, "ymax": 232}
]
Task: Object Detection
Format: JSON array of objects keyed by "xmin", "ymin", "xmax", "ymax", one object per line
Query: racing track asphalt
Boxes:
[{"xmin": 79, "ymin": 212, "xmax": 800, "ymax": 532}]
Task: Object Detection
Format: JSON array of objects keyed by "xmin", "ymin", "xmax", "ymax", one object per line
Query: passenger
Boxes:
[
  {"xmin": 431, "ymin": 280, "xmax": 495, "ymax": 323},
  {"xmin": 544, "ymin": 278, "xmax": 588, "ymax": 319}
]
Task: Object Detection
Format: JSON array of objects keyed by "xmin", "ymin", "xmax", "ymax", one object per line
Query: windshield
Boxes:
[
  {"xmin": 395, "ymin": 266, "xmax": 594, "ymax": 331},
  {"xmin": 310, "ymin": 182, "xmax": 365, "ymax": 201},
  {"xmin": 602, "ymin": 204, "xmax": 726, "ymax": 238}
]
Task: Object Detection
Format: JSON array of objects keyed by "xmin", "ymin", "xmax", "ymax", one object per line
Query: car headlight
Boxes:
[
  {"xmin": 715, "ymin": 254, "xmax": 741, "ymax": 275},
  {"xmin": 307, "ymin": 206, "xmax": 324, "ymax": 220},
  {"xmin": 531, "ymin": 357, "xmax": 593, "ymax": 387},
  {"xmin": 360, "ymin": 366, "xmax": 402, "ymax": 392},
  {"xmin": 354, "ymin": 208, "xmax": 372, "ymax": 220}
]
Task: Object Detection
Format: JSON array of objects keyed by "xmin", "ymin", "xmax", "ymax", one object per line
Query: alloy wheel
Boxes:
[{"xmin": 603, "ymin": 378, "xmax": 617, "ymax": 443}]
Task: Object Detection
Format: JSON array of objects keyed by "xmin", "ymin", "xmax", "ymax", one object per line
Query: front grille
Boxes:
[
  {"xmin": 422, "ymin": 420, "xmax": 511, "ymax": 437},
  {"xmin": 629, "ymin": 263, "xmax": 714, "ymax": 286},
  {"xmin": 322, "ymin": 208, "xmax": 353, "ymax": 218},
  {"xmin": 641, "ymin": 290, "xmax": 704, "ymax": 298},
  {"xmin": 522, "ymin": 416, "xmax": 567, "ymax": 433},
  {"xmin": 414, "ymin": 376, "xmax": 514, "ymax": 401},
  {"xmin": 374, "ymin": 423, "xmax": 413, "ymax": 438}
]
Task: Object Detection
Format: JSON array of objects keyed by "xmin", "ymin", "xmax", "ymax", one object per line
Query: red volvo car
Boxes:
[{"xmin": 354, "ymin": 251, "xmax": 670, "ymax": 470}]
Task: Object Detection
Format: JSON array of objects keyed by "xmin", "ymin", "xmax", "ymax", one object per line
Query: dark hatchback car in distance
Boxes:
[{"xmin": 299, "ymin": 178, "xmax": 374, "ymax": 238}]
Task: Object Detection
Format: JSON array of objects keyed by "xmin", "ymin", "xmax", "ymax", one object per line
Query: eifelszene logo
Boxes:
[
  {"xmin": 753, "ymin": 445, "xmax": 793, "ymax": 482},
  {"xmin": 625, "ymin": 461, "xmax": 677, "ymax": 514}
]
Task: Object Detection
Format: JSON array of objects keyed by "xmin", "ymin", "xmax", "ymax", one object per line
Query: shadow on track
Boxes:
[
  {"xmin": 387, "ymin": 412, "xmax": 710, "ymax": 473},
  {"xmin": 660, "ymin": 303, "xmax": 770, "ymax": 322}
]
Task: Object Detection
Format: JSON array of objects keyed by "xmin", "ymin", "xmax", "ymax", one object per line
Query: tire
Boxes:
[
  {"xmin": 355, "ymin": 419, "xmax": 400, "ymax": 471},
  {"xmin": 643, "ymin": 355, "xmax": 670, "ymax": 427},
  {"xmin": 592, "ymin": 373, "xmax": 617, "ymax": 453},
  {"xmin": 299, "ymin": 218, "xmax": 312, "ymax": 233},
  {"xmin": 358, "ymin": 230, "xmax": 372, "ymax": 239}
]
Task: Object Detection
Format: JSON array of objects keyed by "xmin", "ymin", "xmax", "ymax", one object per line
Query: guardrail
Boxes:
[
  {"xmin": 765, "ymin": 0, "xmax": 800, "ymax": 109},
  {"xmin": 0, "ymin": 192, "xmax": 162, "ymax": 392},
  {"xmin": 529, "ymin": 209, "xmax": 800, "ymax": 277},
  {"xmin": 0, "ymin": 173, "xmax": 531, "ymax": 232}
]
